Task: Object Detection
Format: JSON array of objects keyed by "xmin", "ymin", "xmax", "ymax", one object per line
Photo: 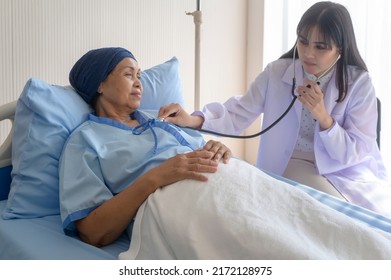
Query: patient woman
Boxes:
[{"xmin": 60, "ymin": 47, "xmax": 232, "ymax": 247}]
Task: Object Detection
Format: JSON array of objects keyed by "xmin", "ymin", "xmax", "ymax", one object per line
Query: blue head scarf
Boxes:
[{"xmin": 69, "ymin": 47, "xmax": 136, "ymax": 104}]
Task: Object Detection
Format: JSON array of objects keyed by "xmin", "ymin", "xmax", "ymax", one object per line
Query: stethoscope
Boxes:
[
  {"xmin": 164, "ymin": 44, "xmax": 340, "ymax": 139},
  {"xmin": 181, "ymin": 45, "xmax": 299, "ymax": 139}
]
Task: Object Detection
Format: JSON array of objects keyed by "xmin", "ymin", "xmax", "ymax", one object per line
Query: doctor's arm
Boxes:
[
  {"xmin": 316, "ymin": 78, "xmax": 378, "ymax": 170},
  {"xmin": 158, "ymin": 103, "xmax": 204, "ymax": 128}
]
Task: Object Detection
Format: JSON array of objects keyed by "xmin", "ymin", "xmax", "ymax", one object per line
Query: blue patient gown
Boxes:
[{"xmin": 59, "ymin": 110, "xmax": 205, "ymax": 235}]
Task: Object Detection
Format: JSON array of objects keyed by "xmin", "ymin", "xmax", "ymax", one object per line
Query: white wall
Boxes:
[
  {"xmin": 192, "ymin": 0, "xmax": 249, "ymax": 158},
  {"xmin": 0, "ymin": 0, "xmax": 197, "ymax": 106},
  {"xmin": 199, "ymin": 0, "xmax": 266, "ymax": 163},
  {"xmin": 0, "ymin": 0, "xmax": 255, "ymax": 160},
  {"xmin": 243, "ymin": 0, "xmax": 265, "ymax": 165}
]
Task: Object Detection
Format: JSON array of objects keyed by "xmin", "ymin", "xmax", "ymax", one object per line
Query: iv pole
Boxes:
[{"xmin": 186, "ymin": 0, "xmax": 202, "ymax": 111}]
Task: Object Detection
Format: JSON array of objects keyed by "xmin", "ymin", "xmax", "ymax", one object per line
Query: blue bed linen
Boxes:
[
  {"xmin": 0, "ymin": 200, "xmax": 129, "ymax": 260},
  {"xmin": 2, "ymin": 172, "xmax": 391, "ymax": 260},
  {"xmin": 265, "ymin": 171, "xmax": 391, "ymax": 234}
]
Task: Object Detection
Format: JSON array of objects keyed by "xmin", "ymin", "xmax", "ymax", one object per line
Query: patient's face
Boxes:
[{"xmin": 98, "ymin": 58, "xmax": 143, "ymax": 113}]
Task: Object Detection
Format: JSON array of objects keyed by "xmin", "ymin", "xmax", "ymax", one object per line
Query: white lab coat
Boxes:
[{"xmin": 199, "ymin": 58, "xmax": 391, "ymax": 216}]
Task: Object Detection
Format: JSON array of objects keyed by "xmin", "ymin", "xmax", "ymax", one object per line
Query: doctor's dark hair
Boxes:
[{"xmin": 280, "ymin": 1, "xmax": 367, "ymax": 102}]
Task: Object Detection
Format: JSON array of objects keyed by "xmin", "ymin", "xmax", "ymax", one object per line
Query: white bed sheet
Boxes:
[{"xmin": 120, "ymin": 158, "xmax": 391, "ymax": 260}]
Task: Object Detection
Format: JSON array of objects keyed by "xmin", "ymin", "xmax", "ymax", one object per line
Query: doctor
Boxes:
[{"xmin": 158, "ymin": 1, "xmax": 391, "ymax": 217}]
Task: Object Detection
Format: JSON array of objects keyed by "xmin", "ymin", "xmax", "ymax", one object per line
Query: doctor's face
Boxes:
[{"xmin": 296, "ymin": 26, "xmax": 340, "ymax": 77}]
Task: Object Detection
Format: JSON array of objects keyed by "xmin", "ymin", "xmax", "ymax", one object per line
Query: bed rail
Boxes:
[{"xmin": 0, "ymin": 100, "xmax": 16, "ymax": 168}]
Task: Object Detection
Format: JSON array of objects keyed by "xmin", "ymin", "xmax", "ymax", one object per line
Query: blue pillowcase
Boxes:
[
  {"xmin": 2, "ymin": 56, "xmax": 184, "ymax": 219},
  {"xmin": 140, "ymin": 57, "xmax": 184, "ymax": 109}
]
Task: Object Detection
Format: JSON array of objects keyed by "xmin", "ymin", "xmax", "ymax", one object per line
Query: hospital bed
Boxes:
[{"xmin": 1, "ymin": 57, "xmax": 391, "ymax": 260}]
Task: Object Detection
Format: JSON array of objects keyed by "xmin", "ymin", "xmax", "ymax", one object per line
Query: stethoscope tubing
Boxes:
[{"xmin": 191, "ymin": 94, "xmax": 297, "ymax": 139}]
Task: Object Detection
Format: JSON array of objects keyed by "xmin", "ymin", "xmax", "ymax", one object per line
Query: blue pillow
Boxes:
[
  {"xmin": 2, "ymin": 56, "xmax": 184, "ymax": 219},
  {"xmin": 140, "ymin": 56, "xmax": 184, "ymax": 109}
]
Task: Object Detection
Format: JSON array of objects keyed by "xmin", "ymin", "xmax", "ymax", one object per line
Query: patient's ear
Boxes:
[{"xmin": 97, "ymin": 83, "xmax": 104, "ymax": 94}]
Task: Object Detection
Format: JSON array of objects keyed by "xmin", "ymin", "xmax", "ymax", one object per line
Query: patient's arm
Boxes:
[{"xmin": 75, "ymin": 150, "xmax": 219, "ymax": 247}]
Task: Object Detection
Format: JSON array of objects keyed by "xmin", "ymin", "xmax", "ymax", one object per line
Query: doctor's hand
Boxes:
[
  {"xmin": 296, "ymin": 79, "xmax": 334, "ymax": 131},
  {"xmin": 158, "ymin": 103, "xmax": 204, "ymax": 129}
]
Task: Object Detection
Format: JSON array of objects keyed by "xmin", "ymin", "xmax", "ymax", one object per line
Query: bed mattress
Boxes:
[
  {"xmin": 266, "ymin": 171, "xmax": 391, "ymax": 234},
  {"xmin": 0, "ymin": 200, "xmax": 129, "ymax": 260},
  {"xmin": 2, "ymin": 177, "xmax": 391, "ymax": 260}
]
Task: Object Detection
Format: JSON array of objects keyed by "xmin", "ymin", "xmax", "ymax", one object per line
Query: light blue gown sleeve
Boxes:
[{"xmin": 59, "ymin": 122, "xmax": 114, "ymax": 235}]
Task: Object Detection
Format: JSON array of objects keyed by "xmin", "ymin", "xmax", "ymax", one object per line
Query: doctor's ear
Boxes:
[{"xmin": 336, "ymin": 50, "xmax": 342, "ymax": 60}]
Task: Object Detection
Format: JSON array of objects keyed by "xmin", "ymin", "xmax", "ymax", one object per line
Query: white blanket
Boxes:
[{"xmin": 119, "ymin": 158, "xmax": 391, "ymax": 259}]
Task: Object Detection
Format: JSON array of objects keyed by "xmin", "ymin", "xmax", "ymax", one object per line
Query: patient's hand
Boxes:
[
  {"xmin": 200, "ymin": 140, "xmax": 231, "ymax": 164},
  {"xmin": 147, "ymin": 150, "xmax": 219, "ymax": 187}
]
